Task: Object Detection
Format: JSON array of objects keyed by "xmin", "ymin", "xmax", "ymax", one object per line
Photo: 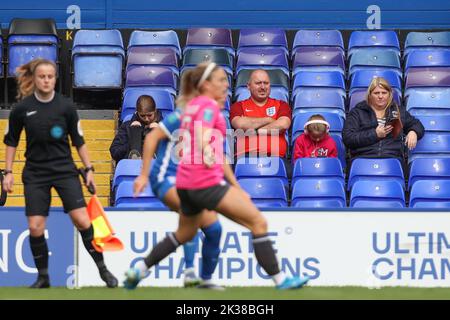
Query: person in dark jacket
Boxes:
[
  {"xmin": 343, "ymin": 77, "xmax": 424, "ymax": 161},
  {"xmin": 110, "ymin": 95, "xmax": 161, "ymax": 162}
]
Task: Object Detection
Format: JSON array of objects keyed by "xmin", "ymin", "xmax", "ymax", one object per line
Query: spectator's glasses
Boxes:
[{"xmin": 138, "ymin": 111, "xmax": 156, "ymax": 119}]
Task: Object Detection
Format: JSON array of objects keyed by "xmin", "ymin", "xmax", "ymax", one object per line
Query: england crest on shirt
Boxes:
[{"xmin": 266, "ymin": 106, "xmax": 276, "ymax": 117}]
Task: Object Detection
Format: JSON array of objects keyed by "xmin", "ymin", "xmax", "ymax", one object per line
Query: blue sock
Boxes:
[
  {"xmin": 183, "ymin": 232, "xmax": 199, "ymax": 269},
  {"xmin": 200, "ymin": 220, "xmax": 222, "ymax": 280}
]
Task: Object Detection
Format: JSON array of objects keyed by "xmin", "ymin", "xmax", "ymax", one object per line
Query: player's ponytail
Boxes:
[{"xmin": 16, "ymin": 58, "xmax": 57, "ymax": 100}]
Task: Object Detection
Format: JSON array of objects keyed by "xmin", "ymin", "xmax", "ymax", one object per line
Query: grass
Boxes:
[{"xmin": 0, "ymin": 286, "xmax": 449, "ymax": 300}]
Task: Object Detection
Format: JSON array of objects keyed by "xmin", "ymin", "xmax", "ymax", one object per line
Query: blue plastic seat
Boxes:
[
  {"xmin": 112, "ymin": 159, "xmax": 143, "ymax": 191},
  {"xmin": 404, "ymin": 31, "xmax": 450, "ymax": 57},
  {"xmin": 238, "ymin": 29, "xmax": 288, "ymax": 55},
  {"xmin": 405, "ymin": 49, "xmax": 450, "ymax": 75},
  {"xmin": 236, "ymin": 47, "xmax": 289, "ymax": 76},
  {"xmin": 121, "ymin": 88, "xmax": 175, "ymax": 122},
  {"xmin": 409, "ymin": 158, "xmax": 450, "ymax": 190},
  {"xmin": 350, "ymin": 180, "xmax": 405, "ymax": 208},
  {"xmin": 125, "ymin": 66, "xmax": 177, "ymax": 95},
  {"xmin": 72, "ymin": 29, "xmax": 124, "ymax": 88},
  {"xmin": 292, "ymin": 30, "xmax": 344, "ymax": 58},
  {"xmin": 292, "ymin": 71, "xmax": 345, "ymax": 99},
  {"xmin": 235, "ymin": 156, "xmax": 288, "ymax": 187},
  {"xmin": 348, "ymin": 30, "xmax": 400, "ymax": 57},
  {"xmin": 292, "ymin": 47, "xmax": 345, "ymax": 75},
  {"xmin": 409, "ymin": 133, "xmax": 450, "ymax": 163},
  {"xmin": 128, "ymin": 30, "xmax": 181, "ymax": 59},
  {"xmin": 181, "ymin": 48, "xmax": 233, "ymax": 75},
  {"xmin": 405, "ymin": 68, "xmax": 450, "ymax": 95},
  {"xmin": 406, "ymin": 88, "xmax": 450, "ymax": 115},
  {"xmin": 292, "ymin": 157, "xmax": 344, "ymax": 186},
  {"xmin": 347, "ymin": 158, "xmax": 404, "ymax": 191},
  {"xmin": 349, "ymin": 48, "xmax": 401, "ymax": 77},
  {"xmin": 350, "ymin": 69, "xmax": 401, "ymax": 96},
  {"xmin": 415, "ymin": 115, "xmax": 450, "ymax": 133},
  {"xmin": 115, "ymin": 181, "xmax": 165, "ymax": 208},
  {"xmin": 292, "ymin": 89, "xmax": 345, "ymax": 118},
  {"xmin": 409, "ymin": 180, "xmax": 450, "ymax": 208},
  {"xmin": 291, "ymin": 179, "xmax": 346, "ymax": 208},
  {"xmin": 184, "ymin": 28, "xmax": 234, "ymax": 58},
  {"xmin": 238, "ymin": 178, "xmax": 288, "ymax": 207},
  {"xmin": 126, "ymin": 47, "xmax": 179, "ymax": 76},
  {"xmin": 291, "ymin": 112, "xmax": 344, "ymax": 143},
  {"xmin": 331, "ymin": 134, "xmax": 347, "ymax": 170}
]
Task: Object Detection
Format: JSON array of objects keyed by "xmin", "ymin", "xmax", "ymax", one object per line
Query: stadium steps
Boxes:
[{"xmin": 0, "ymin": 118, "xmax": 116, "ymax": 208}]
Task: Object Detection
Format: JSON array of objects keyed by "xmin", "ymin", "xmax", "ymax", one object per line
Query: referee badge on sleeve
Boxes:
[{"xmin": 77, "ymin": 120, "xmax": 84, "ymax": 136}]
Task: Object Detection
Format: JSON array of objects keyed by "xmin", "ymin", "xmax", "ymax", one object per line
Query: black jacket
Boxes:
[{"xmin": 343, "ymin": 101, "xmax": 425, "ymax": 159}]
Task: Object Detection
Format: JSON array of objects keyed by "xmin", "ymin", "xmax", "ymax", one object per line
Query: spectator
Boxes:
[
  {"xmin": 230, "ymin": 69, "xmax": 291, "ymax": 159},
  {"xmin": 293, "ymin": 114, "xmax": 337, "ymax": 162},
  {"xmin": 110, "ymin": 95, "xmax": 161, "ymax": 162},
  {"xmin": 343, "ymin": 77, "xmax": 424, "ymax": 161}
]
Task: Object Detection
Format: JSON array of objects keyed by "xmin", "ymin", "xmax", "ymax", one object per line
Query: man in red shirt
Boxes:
[{"xmin": 230, "ymin": 69, "xmax": 291, "ymax": 158}]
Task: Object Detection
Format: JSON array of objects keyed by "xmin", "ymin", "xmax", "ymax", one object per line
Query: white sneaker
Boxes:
[{"xmin": 183, "ymin": 268, "xmax": 201, "ymax": 288}]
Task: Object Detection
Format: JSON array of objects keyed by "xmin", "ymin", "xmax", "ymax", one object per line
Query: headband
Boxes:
[
  {"xmin": 304, "ymin": 120, "xmax": 330, "ymax": 129},
  {"xmin": 197, "ymin": 63, "xmax": 217, "ymax": 88}
]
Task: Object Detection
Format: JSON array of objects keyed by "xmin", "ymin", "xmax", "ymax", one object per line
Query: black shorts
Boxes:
[
  {"xmin": 177, "ymin": 181, "xmax": 230, "ymax": 216},
  {"xmin": 24, "ymin": 176, "xmax": 86, "ymax": 216}
]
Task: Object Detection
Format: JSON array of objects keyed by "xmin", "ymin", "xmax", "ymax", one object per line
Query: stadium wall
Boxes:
[
  {"xmin": 1, "ymin": 0, "xmax": 450, "ymax": 29},
  {"xmin": 2, "ymin": 207, "xmax": 450, "ymax": 287}
]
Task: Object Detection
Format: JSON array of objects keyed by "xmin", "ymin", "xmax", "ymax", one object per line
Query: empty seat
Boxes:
[
  {"xmin": 292, "ymin": 71, "xmax": 346, "ymax": 99},
  {"xmin": 348, "ymin": 30, "xmax": 400, "ymax": 56},
  {"xmin": 405, "ymin": 49, "xmax": 450, "ymax": 75},
  {"xmin": 126, "ymin": 47, "xmax": 178, "ymax": 75},
  {"xmin": 291, "ymin": 179, "xmax": 346, "ymax": 208},
  {"xmin": 125, "ymin": 66, "xmax": 177, "ymax": 95},
  {"xmin": 235, "ymin": 156, "xmax": 288, "ymax": 186},
  {"xmin": 293, "ymin": 47, "xmax": 345, "ymax": 75},
  {"xmin": 409, "ymin": 180, "xmax": 450, "ymax": 208},
  {"xmin": 184, "ymin": 28, "xmax": 234, "ymax": 57},
  {"xmin": 236, "ymin": 47, "xmax": 289, "ymax": 76},
  {"xmin": 404, "ymin": 31, "xmax": 450, "ymax": 57},
  {"xmin": 291, "ymin": 112, "xmax": 344, "ymax": 143},
  {"xmin": 406, "ymin": 88, "xmax": 450, "ymax": 115},
  {"xmin": 405, "ymin": 68, "xmax": 450, "ymax": 93},
  {"xmin": 409, "ymin": 158, "xmax": 450, "ymax": 190},
  {"xmin": 112, "ymin": 159, "xmax": 142, "ymax": 191},
  {"xmin": 7, "ymin": 18, "xmax": 58, "ymax": 77},
  {"xmin": 238, "ymin": 178, "xmax": 287, "ymax": 207},
  {"xmin": 115, "ymin": 181, "xmax": 165, "ymax": 208},
  {"xmin": 72, "ymin": 29, "xmax": 124, "ymax": 88},
  {"xmin": 238, "ymin": 29, "xmax": 288, "ymax": 55},
  {"xmin": 349, "ymin": 89, "xmax": 401, "ymax": 111},
  {"xmin": 409, "ymin": 133, "xmax": 450, "ymax": 163},
  {"xmin": 349, "ymin": 48, "xmax": 401, "ymax": 77},
  {"xmin": 292, "ymin": 89, "xmax": 345, "ymax": 118},
  {"xmin": 292, "ymin": 157, "xmax": 344, "ymax": 186},
  {"xmin": 182, "ymin": 48, "xmax": 232, "ymax": 73},
  {"xmin": 121, "ymin": 88, "xmax": 174, "ymax": 121},
  {"xmin": 415, "ymin": 114, "xmax": 450, "ymax": 133},
  {"xmin": 347, "ymin": 158, "xmax": 404, "ymax": 191},
  {"xmin": 350, "ymin": 69, "xmax": 401, "ymax": 96},
  {"xmin": 292, "ymin": 30, "xmax": 344, "ymax": 58},
  {"xmin": 128, "ymin": 30, "xmax": 181, "ymax": 59},
  {"xmin": 350, "ymin": 180, "xmax": 405, "ymax": 208}
]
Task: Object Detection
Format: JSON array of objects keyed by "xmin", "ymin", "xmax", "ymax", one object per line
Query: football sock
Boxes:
[
  {"xmin": 144, "ymin": 232, "xmax": 180, "ymax": 268},
  {"xmin": 29, "ymin": 235, "xmax": 49, "ymax": 276},
  {"xmin": 200, "ymin": 220, "xmax": 222, "ymax": 280},
  {"xmin": 252, "ymin": 234, "xmax": 281, "ymax": 279},
  {"xmin": 183, "ymin": 232, "xmax": 199, "ymax": 269}
]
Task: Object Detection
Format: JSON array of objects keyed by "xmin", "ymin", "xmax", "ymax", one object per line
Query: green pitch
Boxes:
[{"xmin": 0, "ymin": 287, "xmax": 449, "ymax": 300}]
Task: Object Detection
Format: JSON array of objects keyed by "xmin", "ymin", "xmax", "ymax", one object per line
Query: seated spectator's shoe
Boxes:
[
  {"xmin": 276, "ymin": 276, "xmax": 310, "ymax": 290},
  {"xmin": 196, "ymin": 281, "xmax": 225, "ymax": 291},
  {"xmin": 100, "ymin": 268, "xmax": 118, "ymax": 288},
  {"xmin": 123, "ymin": 268, "xmax": 143, "ymax": 290},
  {"xmin": 128, "ymin": 150, "xmax": 142, "ymax": 160},
  {"xmin": 184, "ymin": 268, "xmax": 201, "ymax": 288},
  {"xmin": 29, "ymin": 275, "xmax": 50, "ymax": 289}
]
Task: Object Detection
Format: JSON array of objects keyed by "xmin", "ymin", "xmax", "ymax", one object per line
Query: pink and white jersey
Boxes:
[{"xmin": 176, "ymin": 95, "xmax": 227, "ymax": 189}]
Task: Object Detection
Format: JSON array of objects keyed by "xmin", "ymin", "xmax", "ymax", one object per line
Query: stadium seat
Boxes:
[
  {"xmin": 292, "ymin": 157, "xmax": 344, "ymax": 186},
  {"xmin": 406, "ymin": 88, "xmax": 450, "ymax": 115},
  {"xmin": 292, "ymin": 47, "xmax": 345, "ymax": 76},
  {"xmin": 115, "ymin": 181, "xmax": 165, "ymax": 208},
  {"xmin": 348, "ymin": 48, "xmax": 401, "ymax": 77},
  {"xmin": 238, "ymin": 178, "xmax": 288, "ymax": 207},
  {"xmin": 404, "ymin": 31, "xmax": 450, "ymax": 57},
  {"xmin": 409, "ymin": 180, "xmax": 450, "ymax": 208},
  {"xmin": 7, "ymin": 18, "xmax": 58, "ymax": 77},
  {"xmin": 409, "ymin": 133, "xmax": 450, "ymax": 163},
  {"xmin": 125, "ymin": 66, "xmax": 177, "ymax": 95},
  {"xmin": 237, "ymin": 29, "xmax": 288, "ymax": 55},
  {"xmin": 292, "ymin": 30, "xmax": 344, "ymax": 59},
  {"xmin": 415, "ymin": 115, "xmax": 450, "ymax": 133},
  {"xmin": 408, "ymin": 158, "xmax": 450, "ymax": 190},
  {"xmin": 236, "ymin": 47, "xmax": 289, "ymax": 76},
  {"xmin": 350, "ymin": 69, "xmax": 401, "ymax": 96},
  {"xmin": 291, "ymin": 179, "xmax": 346, "ymax": 208},
  {"xmin": 292, "ymin": 71, "xmax": 346, "ymax": 99},
  {"xmin": 235, "ymin": 156, "xmax": 288, "ymax": 187},
  {"xmin": 291, "ymin": 112, "xmax": 344, "ymax": 143},
  {"xmin": 112, "ymin": 159, "xmax": 143, "ymax": 191},
  {"xmin": 350, "ymin": 180, "xmax": 405, "ymax": 208},
  {"xmin": 72, "ymin": 29, "xmax": 124, "ymax": 88},
  {"xmin": 331, "ymin": 134, "xmax": 347, "ymax": 170},
  {"xmin": 405, "ymin": 49, "xmax": 450, "ymax": 75},
  {"xmin": 184, "ymin": 28, "xmax": 234, "ymax": 58},
  {"xmin": 121, "ymin": 88, "xmax": 175, "ymax": 121},
  {"xmin": 126, "ymin": 47, "xmax": 178, "ymax": 75},
  {"xmin": 292, "ymin": 89, "xmax": 345, "ymax": 118},
  {"xmin": 405, "ymin": 68, "xmax": 450, "ymax": 94},
  {"xmin": 348, "ymin": 30, "xmax": 400, "ymax": 57},
  {"xmin": 349, "ymin": 89, "xmax": 401, "ymax": 111},
  {"xmin": 347, "ymin": 158, "xmax": 404, "ymax": 191},
  {"xmin": 128, "ymin": 30, "xmax": 181, "ymax": 59},
  {"xmin": 182, "ymin": 48, "xmax": 233, "ymax": 74}
]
